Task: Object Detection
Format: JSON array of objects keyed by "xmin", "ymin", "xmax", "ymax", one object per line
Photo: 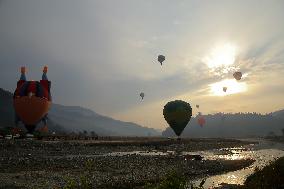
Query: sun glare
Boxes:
[
  {"xmin": 204, "ymin": 43, "xmax": 237, "ymax": 69},
  {"xmin": 209, "ymin": 79, "xmax": 247, "ymax": 96}
]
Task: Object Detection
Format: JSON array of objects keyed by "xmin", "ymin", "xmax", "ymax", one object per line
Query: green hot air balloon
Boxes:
[{"xmin": 163, "ymin": 100, "xmax": 192, "ymax": 137}]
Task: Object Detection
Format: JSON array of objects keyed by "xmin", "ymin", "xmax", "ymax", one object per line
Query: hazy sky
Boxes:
[{"xmin": 1, "ymin": 0, "xmax": 284, "ymax": 130}]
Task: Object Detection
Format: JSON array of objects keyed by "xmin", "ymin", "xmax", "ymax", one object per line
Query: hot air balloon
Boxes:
[
  {"xmin": 11, "ymin": 127, "xmax": 22, "ymax": 135},
  {"xmin": 39, "ymin": 125, "xmax": 48, "ymax": 133},
  {"xmin": 233, "ymin": 72, "xmax": 242, "ymax": 81},
  {"xmin": 158, "ymin": 55, "xmax": 165, "ymax": 65},
  {"xmin": 13, "ymin": 66, "xmax": 51, "ymax": 134},
  {"xmin": 223, "ymin": 87, "xmax": 227, "ymax": 92},
  {"xmin": 196, "ymin": 105, "xmax": 199, "ymax": 108},
  {"xmin": 140, "ymin": 92, "xmax": 145, "ymax": 100},
  {"xmin": 197, "ymin": 116, "xmax": 206, "ymax": 127},
  {"xmin": 221, "ymin": 114, "xmax": 226, "ymax": 121},
  {"xmin": 163, "ymin": 100, "xmax": 192, "ymax": 137}
]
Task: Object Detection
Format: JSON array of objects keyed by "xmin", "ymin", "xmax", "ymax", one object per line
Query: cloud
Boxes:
[{"xmin": 1, "ymin": 0, "xmax": 284, "ymax": 129}]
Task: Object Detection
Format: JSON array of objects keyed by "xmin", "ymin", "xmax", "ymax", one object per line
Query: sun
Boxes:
[
  {"xmin": 204, "ymin": 43, "xmax": 237, "ymax": 69},
  {"xmin": 209, "ymin": 79, "xmax": 247, "ymax": 96}
]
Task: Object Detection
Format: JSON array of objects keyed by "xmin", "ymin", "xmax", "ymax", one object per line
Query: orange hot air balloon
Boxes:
[
  {"xmin": 197, "ymin": 116, "xmax": 206, "ymax": 127},
  {"xmin": 13, "ymin": 66, "xmax": 51, "ymax": 133}
]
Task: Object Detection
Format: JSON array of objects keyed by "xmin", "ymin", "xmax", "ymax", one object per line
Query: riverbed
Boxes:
[{"xmin": 2, "ymin": 138, "xmax": 281, "ymax": 188}]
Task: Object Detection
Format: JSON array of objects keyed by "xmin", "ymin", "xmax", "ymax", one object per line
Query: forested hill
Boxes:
[{"xmin": 163, "ymin": 112, "xmax": 284, "ymax": 138}]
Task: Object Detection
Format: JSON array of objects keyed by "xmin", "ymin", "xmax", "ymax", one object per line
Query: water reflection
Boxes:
[
  {"xmin": 107, "ymin": 150, "xmax": 169, "ymax": 156},
  {"xmin": 45, "ymin": 139, "xmax": 284, "ymax": 188},
  {"xmin": 182, "ymin": 147, "xmax": 251, "ymax": 161},
  {"xmin": 198, "ymin": 140, "xmax": 284, "ymax": 188}
]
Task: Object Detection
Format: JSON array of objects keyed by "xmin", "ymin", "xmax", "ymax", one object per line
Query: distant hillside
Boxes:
[
  {"xmin": 0, "ymin": 88, "xmax": 66, "ymax": 133},
  {"xmin": 272, "ymin": 109, "xmax": 284, "ymax": 120},
  {"xmin": 49, "ymin": 104, "xmax": 159, "ymax": 136},
  {"xmin": 0, "ymin": 88, "xmax": 14, "ymax": 126},
  {"xmin": 163, "ymin": 112, "xmax": 284, "ymax": 138},
  {"xmin": 0, "ymin": 88, "xmax": 160, "ymax": 136}
]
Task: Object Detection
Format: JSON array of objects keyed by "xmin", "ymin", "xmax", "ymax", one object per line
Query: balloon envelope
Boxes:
[
  {"xmin": 14, "ymin": 96, "xmax": 50, "ymax": 126},
  {"xmin": 197, "ymin": 116, "xmax": 206, "ymax": 127},
  {"xmin": 13, "ymin": 80, "xmax": 51, "ymax": 133},
  {"xmin": 233, "ymin": 72, "xmax": 242, "ymax": 81},
  {"xmin": 158, "ymin": 55, "xmax": 165, "ymax": 65},
  {"xmin": 163, "ymin": 100, "xmax": 192, "ymax": 136},
  {"xmin": 140, "ymin": 92, "xmax": 145, "ymax": 99}
]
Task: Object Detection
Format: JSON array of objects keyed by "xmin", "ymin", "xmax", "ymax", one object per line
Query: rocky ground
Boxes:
[{"xmin": 0, "ymin": 138, "xmax": 256, "ymax": 189}]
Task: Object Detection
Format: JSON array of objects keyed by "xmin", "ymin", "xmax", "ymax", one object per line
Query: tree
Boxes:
[
  {"xmin": 83, "ymin": 130, "xmax": 88, "ymax": 140},
  {"xmin": 90, "ymin": 131, "xmax": 98, "ymax": 140},
  {"xmin": 83, "ymin": 130, "xmax": 88, "ymax": 136},
  {"xmin": 267, "ymin": 131, "xmax": 276, "ymax": 137}
]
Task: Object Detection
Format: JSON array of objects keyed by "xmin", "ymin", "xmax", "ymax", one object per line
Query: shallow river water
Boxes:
[
  {"xmin": 94, "ymin": 139, "xmax": 284, "ymax": 188},
  {"xmin": 194, "ymin": 139, "xmax": 284, "ymax": 188},
  {"xmin": 43, "ymin": 138, "xmax": 284, "ymax": 188}
]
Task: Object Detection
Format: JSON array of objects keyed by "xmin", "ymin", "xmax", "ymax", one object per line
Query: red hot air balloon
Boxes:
[
  {"xmin": 197, "ymin": 116, "xmax": 206, "ymax": 127},
  {"xmin": 13, "ymin": 66, "xmax": 51, "ymax": 133}
]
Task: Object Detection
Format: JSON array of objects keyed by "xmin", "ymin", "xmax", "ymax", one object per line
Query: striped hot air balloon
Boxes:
[{"xmin": 233, "ymin": 71, "xmax": 242, "ymax": 81}]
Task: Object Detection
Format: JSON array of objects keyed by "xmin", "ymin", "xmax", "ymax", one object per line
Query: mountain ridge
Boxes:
[
  {"xmin": 163, "ymin": 112, "xmax": 284, "ymax": 138},
  {"xmin": 0, "ymin": 88, "xmax": 160, "ymax": 136}
]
